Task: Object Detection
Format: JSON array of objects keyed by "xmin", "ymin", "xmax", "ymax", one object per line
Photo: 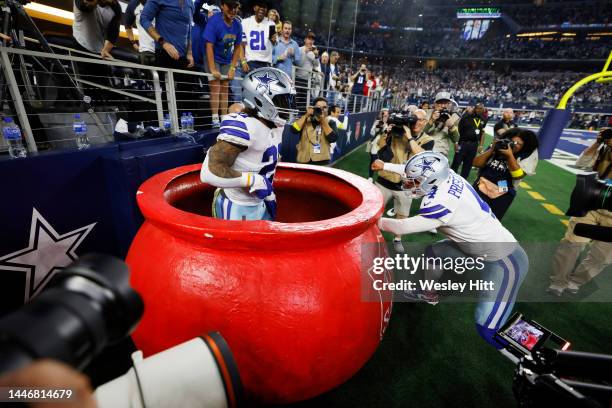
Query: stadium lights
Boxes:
[
  {"xmin": 561, "ymin": 33, "xmax": 576, "ymax": 36},
  {"xmin": 23, "ymin": 2, "xmax": 139, "ymax": 39},
  {"xmin": 516, "ymin": 31, "xmax": 558, "ymax": 37}
]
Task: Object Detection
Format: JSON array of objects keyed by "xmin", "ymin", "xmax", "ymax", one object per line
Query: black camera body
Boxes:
[
  {"xmin": 388, "ymin": 113, "xmax": 418, "ymax": 138},
  {"xmin": 313, "ymin": 106, "xmax": 323, "ymax": 116},
  {"xmin": 495, "ymin": 138, "xmax": 517, "ymax": 151},
  {"xmin": 437, "ymin": 109, "xmax": 451, "ymax": 123}
]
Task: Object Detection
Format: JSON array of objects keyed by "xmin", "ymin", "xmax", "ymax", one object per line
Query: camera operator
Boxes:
[
  {"xmin": 451, "ymin": 102, "xmax": 487, "ymax": 179},
  {"xmin": 291, "ymin": 97, "xmax": 338, "ymax": 165},
  {"xmin": 370, "ymin": 109, "xmax": 434, "ymax": 252},
  {"xmin": 472, "ymin": 128, "xmax": 539, "ymax": 220},
  {"xmin": 0, "ymin": 360, "xmax": 96, "ymax": 408},
  {"xmin": 424, "ymin": 92, "xmax": 460, "ymax": 159},
  {"xmin": 548, "ymin": 128, "xmax": 612, "ymax": 296},
  {"xmin": 493, "ymin": 108, "xmax": 517, "ymax": 140},
  {"xmin": 367, "ymin": 109, "xmax": 390, "ymax": 181}
]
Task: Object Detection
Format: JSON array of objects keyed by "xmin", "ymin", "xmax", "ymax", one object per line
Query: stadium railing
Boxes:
[{"xmin": 0, "ymin": 41, "xmax": 384, "ymax": 155}]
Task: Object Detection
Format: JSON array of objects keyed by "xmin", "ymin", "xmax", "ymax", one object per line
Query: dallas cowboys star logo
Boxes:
[
  {"xmin": 415, "ymin": 157, "xmax": 437, "ymax": 174},
  {"xmin": 254, "ymin": 71, "xmax": 279, "ymax": 94},
  {"xmin": 0, "ymin": 208, "xmax": 96, "ymax": 302}
]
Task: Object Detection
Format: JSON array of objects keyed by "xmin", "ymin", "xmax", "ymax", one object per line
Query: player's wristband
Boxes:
[
  {"xmin": 510, "ymin": 168, "xmax": 525, "ymax": 178},
  {"xmin": 200, "ymin": 156, "xmax": 255, "ymax": 188}
]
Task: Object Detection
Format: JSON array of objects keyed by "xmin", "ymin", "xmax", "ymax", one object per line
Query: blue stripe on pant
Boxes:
[
  {"xmin": 212, "ymin": 189, "xmax": 272, "ymax": 221},
  {"xmin": 474, "ymin": 246, "xmax": 528, "ymax": 348},
  {"xmin": 426, "ymin": 240, "xmax": 528, "ymax": 349}
]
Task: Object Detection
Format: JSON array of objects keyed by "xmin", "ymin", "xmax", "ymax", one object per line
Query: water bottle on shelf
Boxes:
[
  {"xmin": 2, "ymin": 117, "xmax": 27, "ymax": 159},
  {"xmin": 180, "ymin": 113, "xmax": 189, "ymax": 134},
  {"xmin": 163, "ymin": 114, "xmax": 172, "ymax": 132},
  {"xmin": 73, "ymin": 114, "xmax": 90, "ymax": 149},
  {"xmin": 188, "ymin": 112, "xmax": 195, "ymax": 133}
]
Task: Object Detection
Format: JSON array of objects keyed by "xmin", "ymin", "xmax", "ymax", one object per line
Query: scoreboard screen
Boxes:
[{"xmin": 457, "ymin": 7, "xmax": 501, "ymax": 19}]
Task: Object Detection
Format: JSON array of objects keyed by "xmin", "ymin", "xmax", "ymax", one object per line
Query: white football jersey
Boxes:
[
  {"xmin": 241, "ymin": 16, "xmax": 275, "ymax": 63},
  {"xmin": 216, "ymin": 113, "xmax": 282, "ymax": 205},
  {"xmin": 419, "ymin": 170, "xmax": 517, "ymax": 260}
]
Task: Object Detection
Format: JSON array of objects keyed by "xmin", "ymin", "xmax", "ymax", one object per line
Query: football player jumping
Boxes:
[
  {"xmin": 201, "ymin": 67, "xmax": 296, "ymax": 221},
  {"xmin": 372, "ymin": 151, "xmax": 529, "ymax": 348}
]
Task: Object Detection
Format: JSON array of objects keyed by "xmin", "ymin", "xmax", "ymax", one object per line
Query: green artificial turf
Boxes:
[{"xmin": 287, "ymin": 143, "xmax": 612, "ymax": 408}]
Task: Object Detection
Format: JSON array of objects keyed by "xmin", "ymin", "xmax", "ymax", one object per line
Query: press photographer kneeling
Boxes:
[
  {"xmin": 472, "ymin": 128, "xmax": 539, "ymax": 220},
  {"xmin": 371, "ymin": 109, "xmax": 434, "ymax": 252}
]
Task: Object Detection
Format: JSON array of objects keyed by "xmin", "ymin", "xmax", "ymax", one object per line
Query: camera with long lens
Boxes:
[
  {"xmin": 0, "ymin": 254, "xmax": 245, "ymax": 408},
  {"xmin": 0, "ymin": 253, "xmax": 144, "ymax": 375},
  {"xmin": 495, "ymin": 138, "xmax": 517, "ymax": 151},
  {"xmin": 565, "ymin": 173, "xmax": 611, "ymax": 241},
  {"xmin": 496, "ymin": 312, "xmax": 612, "ymax": 408},
  {"xmin": 387, "ymin": 112, "xmax": 418, "ymax": 138}
]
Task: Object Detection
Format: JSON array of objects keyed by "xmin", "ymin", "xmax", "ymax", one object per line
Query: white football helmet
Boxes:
[
  {"xmin": 402, "ymin": 151, "xmax": 450, "ymax": 198},
  {"xmin": 242, "ymin": 67, "xmax": 297, "ymax": 127}
]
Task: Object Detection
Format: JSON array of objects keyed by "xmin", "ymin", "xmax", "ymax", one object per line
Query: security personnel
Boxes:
[
  {"xmin": 371, "ymin": 109, "xmax": 434, "ymax": 252},
  {"xmin": 451, "ymin": 103, "xmax": 487, "ymax": 179},
  {"xmin": 424, "ymin": 92, "xmax": 459, "ymax": 158},
  {"xmin": 548, "ymin": 128, "xmax": 612, "ymax": 296},
  {"xmin": 291, "ymin": 97, "xmax": 338, "ymax": 165}
]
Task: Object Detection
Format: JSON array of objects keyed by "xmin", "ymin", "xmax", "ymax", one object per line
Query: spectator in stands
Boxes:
[
  {"xmin": 420, "ymin": 101, "xmax": 430, "ymax": 110},
  {"xmin": 203, "ymin": 0, "xmax": 243, "ymax": 128},
  {"xmin": 368, "ymin": 108, "xmax": 390, "ymax": 181},
  {"xmin": 451, "ymin": 102, "xmax": 487, "ymax": 179},
  {"xmin": 272, "ymin": 21, "xmax": 301, "ymax": 80},
  {"xmin": 350, "ymin": 64, "xmax": 368, "ymax": 112},
  {"xmin": 124, "ymin": 0, "xmax": 156, "ymax": 66},
  {"xmin": 294, "ymin": 31, "xmax": 319, "ymax": 112},
  {"xmin": 241, "ymin": 0, "xmax": 276, "ymax": 71},
  {"xmin": 192, "ymin": 2, "xmax": 220, "ymax": 68},
  {"xmin": 268, "ymin": 9, "xmax": 282, "ymax": 34},
  {"xmin": 494, "ymin": 108, "xmax": 517, "ymax": 139},
  {"xmin": 472, "ymin": 128, "xmax": 539, "ymax": 220},
  {"xmin": 320, "ymin": 52, "xmax": 331, "ymax": 95},
  {"xmin": 73, "ymin": 0, "xmax": 121, "ymax": 59},
  {"xmin": 424, "ymin": 91, "xmax": 460, "ymax": 159},
  {"xmin": 548, "ymin": 128, "xmax": 612, "ymax": 296},
  {"xmin": 370, "ymin": 109, "xmax": 433, "ymax": 252},
  {"xmin": 291, "ymin": 97, "xmax": 338, "ymax": 165},
  {"xmin": 327, "ymin": 51, "xmax": 341, "ymax": 104}
]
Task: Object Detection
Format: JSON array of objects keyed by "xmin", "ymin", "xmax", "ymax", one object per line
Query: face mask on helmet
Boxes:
[
  {"xmin": 242, "ymin": 68, "xmax": 297, "ymax": 128},
  {"xmin": 401, "ymin": 153, "xmax": 449, "ymax": 198}
]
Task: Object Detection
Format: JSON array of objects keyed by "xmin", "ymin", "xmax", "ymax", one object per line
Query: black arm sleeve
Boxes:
[
  {"xmin": 75, "ymin": 0, "xmax": 95, "ymax": 12},
  {"xmin": 124, "ymin": 0, "xmax": 139, "ymax": 28},
  {"xmin": 105, "ymin": 1, "xmax": 122, "ymax": 45},
  {"xmin": 325, "ymin": 120, "xmax": 338, "ymax": 143},
  {"xmin": 377, "ymin": 144, "xmax": 394, "ymax": 162}
]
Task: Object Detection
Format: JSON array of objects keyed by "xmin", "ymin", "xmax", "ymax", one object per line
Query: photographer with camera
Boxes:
[
  {"xmin": 371, "ymin": 109, "xmax": 434, "ymax": 252},
  {"xmin": 424, "ymin": 92, "xmax": 460, "ymax": 159},
  {"xmin": 367, "ymin": 109, "xmax": 390, "ymax": 181},
  {"xmin": 494, "ymin": 108, "xmax": 517, "ymax": 140},
  {"xmin": 548, "ymin": 128, "xmax": 612, "ymax": 296},
  {"xmin": 291, "ymin": 97, "xmax": 338, "ymax": 165},
  {"xmin": 472, "ymin": 128, "xmax": 539, "ymax": 220}
]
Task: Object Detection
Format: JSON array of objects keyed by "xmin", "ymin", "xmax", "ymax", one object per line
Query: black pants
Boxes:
[
  {"xmin": 475, "ymin": 184, "xmax": 516, "ymax": 220},
  {"xmin": 451, "ymin": 141, "xmax": 478, "ymax": 180},
  {"xmin": 155, "ymin": 51, "xmax": 207, "ymax": 129}
]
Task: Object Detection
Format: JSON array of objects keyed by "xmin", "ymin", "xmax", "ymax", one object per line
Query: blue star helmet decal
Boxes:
[
  {"xmin": 415, "ymin": 157, "xmax": 438, "ymax": 174},
  {"xmin": 254, "ymin": 71, "xmax": 280, "ymax": 95}
]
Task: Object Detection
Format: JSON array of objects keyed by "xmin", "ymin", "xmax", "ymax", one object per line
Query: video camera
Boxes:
[
  {"xmin": 565, "ymin": 173, "xmax": 611, "ymax": 242},
  {"xmin": 387, "ymin": 112, "xmax": 418, "ymax": 138},
  {"xmin": 496, "ymin": 313, "xmax": 612, "ymax": 408}
]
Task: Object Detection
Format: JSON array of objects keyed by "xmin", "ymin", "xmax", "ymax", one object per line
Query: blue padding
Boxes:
[{"xmin": 537, "ymin": 109, "xmax": 572, "ymax": 160}]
